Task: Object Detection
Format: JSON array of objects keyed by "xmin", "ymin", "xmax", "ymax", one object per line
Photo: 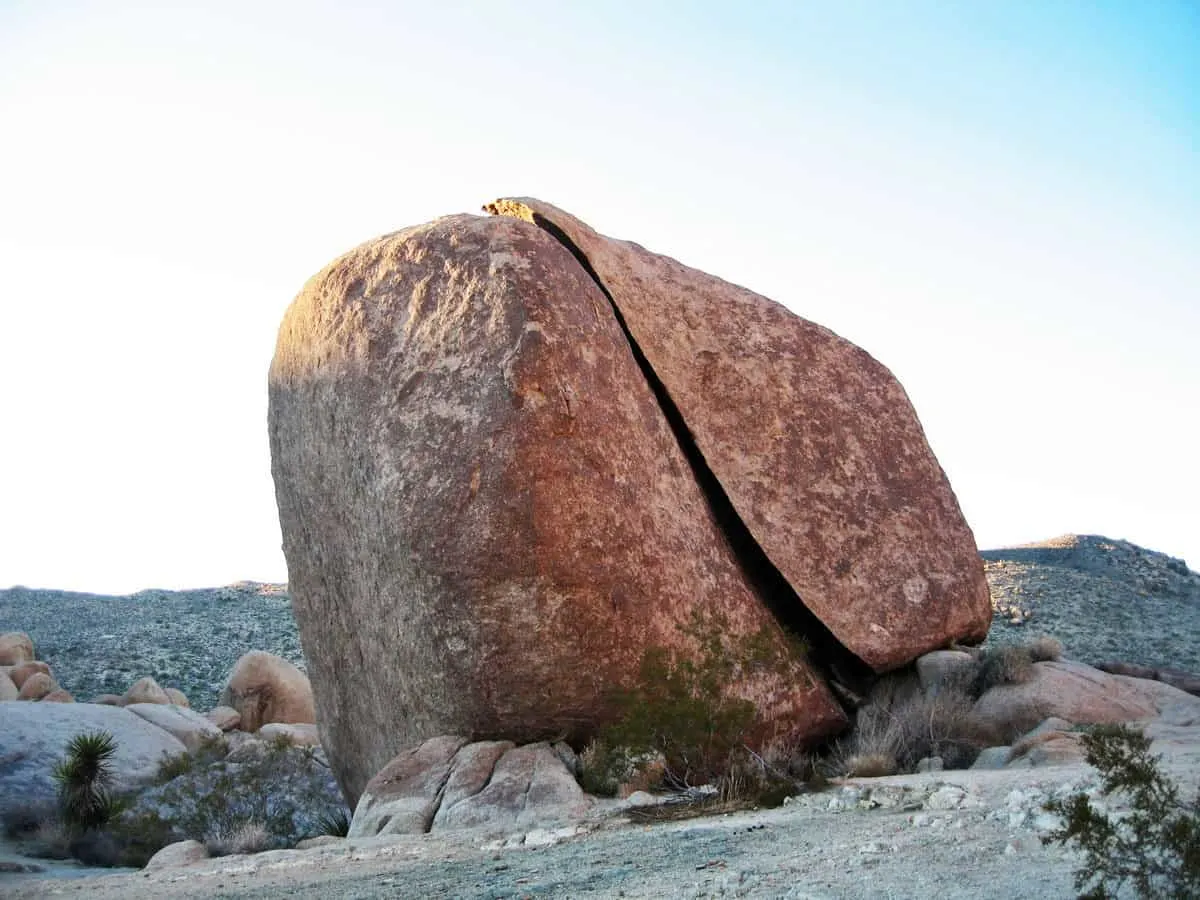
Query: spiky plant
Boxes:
[{"xmin": 52, "ymin": 731, "xmax": 118, "ymax": 832}]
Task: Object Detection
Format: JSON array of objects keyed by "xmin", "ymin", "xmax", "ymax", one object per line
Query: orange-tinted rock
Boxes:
[
  {"xmin": 0, "ymin": 633, "xmax": 34, "ymax": 667},
  {"xmin": 269, "ymin": 213, "xmax": 845, "ymax": 803},
  {"xmin": 8, "ymin": 661, "xmax": 51, "ymax": 690},
  {"xmin": 487, "ymin": 198, "xmax": 991, "ymax": 670},
  {"xmin": 41, "ymin": 689, "xmax": 74, "ymax": 703},
  {"xmin": 17, "ymin": 672, "xmax": 56, "ymax": 701},
  {"xmin": 218, "ymin": 651, "xmax": 315, "ymax": 732}
]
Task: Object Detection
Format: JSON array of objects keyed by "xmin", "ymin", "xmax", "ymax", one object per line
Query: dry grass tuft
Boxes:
[
  {"xmin": 205, "ymin": 820, "xmax": 271, "ymax": 857},
  {"xmin": 970, "ymin": 645, "xmax": 1035, "ymax": 697},
  {"xmin": 1027, "ymin": 635, "xmax": 1064, "ymax": 663}
]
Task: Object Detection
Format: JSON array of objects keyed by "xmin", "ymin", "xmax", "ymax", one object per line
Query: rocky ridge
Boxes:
[{"xmin": 982, "ymin": 534, "xmax": 1200, "ymax": 672}]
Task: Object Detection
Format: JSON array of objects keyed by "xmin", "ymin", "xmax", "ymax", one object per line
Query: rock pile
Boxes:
[{"xmin": 269, "ymin": 197, "xmax": 992, "ymax": 804}]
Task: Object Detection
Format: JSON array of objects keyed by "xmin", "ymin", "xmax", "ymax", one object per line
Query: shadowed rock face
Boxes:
[
  {"xmin": 269, "ymin": 214, "xmax": 844, "ymax": 804},
  {"xmin": 487, "ymin": 198, "xmax": 991, "ymax": 670}
]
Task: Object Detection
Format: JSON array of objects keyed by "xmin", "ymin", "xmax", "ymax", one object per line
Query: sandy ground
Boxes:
[{"xmin": 5, "ymin": 734, "xmax": 1198, "ymax": 900}]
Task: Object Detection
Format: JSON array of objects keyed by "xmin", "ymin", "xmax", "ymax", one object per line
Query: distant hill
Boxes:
[
  {"xmin": 982, "ymin": 534, "xmax": 1200, "ymax": 672},
  {"xmin": 0, "ymin": 581, "xmax": 300, "ymax": 710},
  {"xmin": 2, "ymin": 534, "xmax": 1197, "ymax": 709}
]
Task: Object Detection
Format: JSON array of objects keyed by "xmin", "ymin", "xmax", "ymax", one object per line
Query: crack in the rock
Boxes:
[{"xmin": 524, "ymin": 212, "xmax": 874, "ymax": 709}]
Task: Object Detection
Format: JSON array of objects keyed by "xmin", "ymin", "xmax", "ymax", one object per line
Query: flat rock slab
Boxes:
[
  {"xmin": 0, "ymin": 702, "xmax": 187, "ymax": 804},
  {"xmin": 125, "ymin": 703, "xmax": 222, "ymax": 753},
  {"xmin": 970, "ymin": 660, "xmax": 1200, "ymax": 738}
]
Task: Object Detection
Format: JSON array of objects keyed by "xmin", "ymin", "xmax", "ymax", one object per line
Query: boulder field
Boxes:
[{"xmin": 268, "ymin": 198, "xmax": 992, "ymax": 804}]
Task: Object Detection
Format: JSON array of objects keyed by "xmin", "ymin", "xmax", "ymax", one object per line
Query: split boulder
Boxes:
[
  {"xmin": 271, "ymin": 211, "xmax": 844, "ymax": 803},
  {"xmin": 270, "ymin": 199, "xmax": 991, "ymax": 804}
]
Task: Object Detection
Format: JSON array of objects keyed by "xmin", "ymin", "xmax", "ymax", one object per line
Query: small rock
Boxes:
[
  {"xmin": 916, "ymin": 756, "xmax": 944, "ymax": 773},
  {"xmin": 124, "ymin": 677, "xmax": 171, "ymax": 706},
  {"xmin": 205, "ymin": 706, "xmax": 241, "ymax": 731},
  {"xmin": 0, "ymin": 632, "xmax": 35, "ymax": 666},
  {"xmin": 144, "ymin": 839, "xmax": 210, "ymax": 870},
  {"xmin": 8, "ymin": 661, "xmax": 52, "ymax": 689},
  {"xmin": 258, "ymin": 722, "xmax": 321, "ymax": 747},
  {"xmin": 92, "ymin": 694, "xmax": 126, "ymax": 706},
  {"xmin": 969, "ymin": 747, "xmax": 1011, "ymax": 770},
  {"xmin": 18, "ymin": 672, "xmax": 56, "ymax": 701},
  {"xmin": 624, "ymin": 791, "xmax": 658, "ymax": 808},
  {"xmin": 164, "ymin": 688, "xmax": 191, "ymax": 708},
  {"xmin": 42, "ymin": 689, "xmax": 74, "ymax": 703},
  {"xmin": 924, "ymin": 785, "xmax": 966, "ymax": 810}
]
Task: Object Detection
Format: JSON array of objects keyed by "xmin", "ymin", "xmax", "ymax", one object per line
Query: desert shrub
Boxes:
[
  {"xmin": 970, "ymin": 645, "xmax": 1035, "ymax": 698},
  {"xmin": 205, "ymin": 820, "xmax": 271, "ymax": 857},
  {"xmin": 312, "ymin": 808, "xmax": 351, "ymax": 838},
  {"xmin": 154, "ymin": 734, "xmax": 229, "ymax": 784},
  {"xmin": 1042, "ymin": 724, "xmax": 1200, "ymax": 899},
  {"xmin": 1, "ymin": 798, "xmax": 58, "ymax": 840},
  {"xmin": 1027, "ymin": 635, "xmax": 1065, "ymax": 663},
  {"xmin": 53, "ymin": 731, "xmax": 120, "ymax": 833},
  {"xmin": 828, "ymin": 674, "xmax": 984, "ymax": 777},
  {"xmin": 580, "ymin": 609, "xmax": 811, "ymax": 796}
]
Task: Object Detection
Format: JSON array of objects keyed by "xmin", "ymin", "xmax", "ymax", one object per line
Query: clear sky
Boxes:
[{"xmin": 1, "ymin": 1, "xmax": 1197, "ymax": 594}]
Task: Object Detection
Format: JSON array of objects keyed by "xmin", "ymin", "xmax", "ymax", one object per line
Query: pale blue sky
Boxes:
[{"xmin": 1, "ymin": 1, "xmax": 1197, "ymax": 593}]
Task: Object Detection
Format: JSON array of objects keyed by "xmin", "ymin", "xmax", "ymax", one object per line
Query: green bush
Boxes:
[
  {"xmin": 1042, "ymin": 724, "xmax": 1200, "ymax": 899},
  {"xmin": 53, "ymin": 731, "xmax": 120, "ymax": 833},
  {"xmin": 577, "ymin": 608, "xmax": 811, "ymax": 795},
  {"xmin": 596, "ymin": 610, "xmax": 802, "ymax": 790}
]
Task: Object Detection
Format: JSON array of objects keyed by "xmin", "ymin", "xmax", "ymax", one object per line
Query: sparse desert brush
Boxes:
[
  {"xmin": 1042, "ymin": 724, "xmax": 1200, "ymax": 899},
  {"xmin": 155, "ymin": 734, "xmax": 229, "ymax": 784},
  {"xmin": 1027, "ymin": 635, "xmax": 1064, "ymax": 663},
  {"xmin": 829, "ymin": 674, "xmax": 985, "ymax": 776},
  {"xmin": 840, "ymin": 752, "xmax": 899, "ymax": 778},
  {"xmin": 1, "ymin": 798, "xmax": 58, "ymax": 840},
  {"xmin": 970, "ymin": 645, "xmax": 1035, "ymax": 697},
  {"xmin": 205, "ymin": 820, "xmax": 271, "ymax": 857}
]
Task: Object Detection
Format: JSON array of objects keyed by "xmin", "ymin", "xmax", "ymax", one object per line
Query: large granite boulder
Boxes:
[
  {"xmin": 0, "ymin": 702, "xmax": 187, "ymax": 805},
  {"xmin": 486, "ymin": 199, "xmax": 991, "ymax": 669},
  {"xmin": 270, "ymin": 212, "xmax": 845, "ymax": 803}
]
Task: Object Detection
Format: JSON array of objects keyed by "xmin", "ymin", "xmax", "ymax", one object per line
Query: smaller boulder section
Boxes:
[{"xmin": 219, "ymin": 651, "xmax": 316, "ymax": 732}]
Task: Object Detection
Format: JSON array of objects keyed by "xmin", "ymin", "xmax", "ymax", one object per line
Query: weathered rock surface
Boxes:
[
  {"xmin": 348, "ymin": 737, "xmax": 592, "ymax": 839},
  {"xmin": 486, "ymin": 198, "xmax": 991, "ymax": 670},
  {"xmin": 0, "ymin": 669, "xmax": 18, "ymax": 701},
  {"xmin": 17, "ymin": 671, "xmax": 56, "ymax": 701},
  {"xmin": 270, "ymin": 211, "xmax": 844, "ymax": 803},
  {"xmin": 8, "ymin": 660, "xmax": 51, "ymax": 689},
  {"xmin": 124, "ymin": 676, "xmax": 171, "ymax": 706},
  {"xmin": 1095, "ymin": 661, "xmax": 1200, "ymax": 697},
  {"xmin": 0, "ymin": 632, "xmax": 34, "ymax": 666},
  {"xmin": 258, "ymin": 722, "xmax": 321, "ymax": 747},
  {"xmin": 0, "ymin": 702, "xmax": 186, "ymax": 804},
  {"xmin": 219, "ymin": 651, "xmax": 315, "ymax": 732},
  {"xmin": 125, "ymin": 703, "xmax": 223, "ymax": 752},
  {"xmin": 42, "ymin": 689, "xmax": 74, "ymax": 703},
  {"xmin": 969, "ymin": 659, "xmax": 1200, "ymax": 738},
  {"xmin": 164, "ymin": 688, "xmax": 191, "ymax": 708},
  {"xmin": 205, "ymin": 705, "xmax": 241, "ymax": 731},
  {"xmin": 144, "ymin": 840, "xmax": 210, "ymax": 871}
]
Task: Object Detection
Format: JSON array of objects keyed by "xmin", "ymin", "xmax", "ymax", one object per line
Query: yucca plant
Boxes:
[{"xmin": 52, "ymin": 731, "xmax": 119, "ymax": 832}]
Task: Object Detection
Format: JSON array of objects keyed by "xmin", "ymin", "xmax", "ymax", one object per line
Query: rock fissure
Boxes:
[{"xmin": 518, "ymin": 211, "xmax": 873, "ymax": 704}]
